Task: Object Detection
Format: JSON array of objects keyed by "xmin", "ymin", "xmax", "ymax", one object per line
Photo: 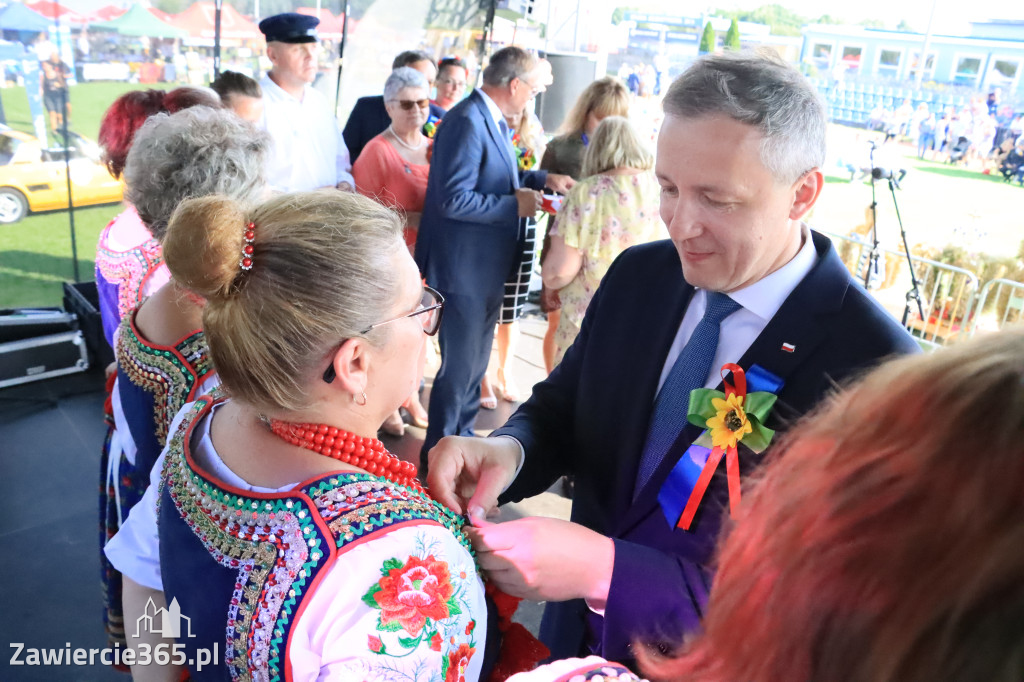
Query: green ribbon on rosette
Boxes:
[{"xmin": 668, "ymin": 363, "xmax": 780, "ymax": 530}]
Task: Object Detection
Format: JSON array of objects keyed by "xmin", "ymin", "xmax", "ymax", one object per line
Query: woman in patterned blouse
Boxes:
[
  {"xmin": 106, "ymin": 190, "xmax": 490, "ymax": 681},
  {"xmin": 99, "ymin": 106, "xmax": 268, "ymax": 658}
]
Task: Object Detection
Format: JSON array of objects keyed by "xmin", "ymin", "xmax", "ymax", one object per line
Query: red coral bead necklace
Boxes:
[{"xmin": 267, "ymin": 418, "xmax": 425, "ymax": 494}]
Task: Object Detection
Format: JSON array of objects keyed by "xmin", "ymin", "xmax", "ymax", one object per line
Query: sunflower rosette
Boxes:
[
  {"xmin": 668, "ymin": 363, "xmax": 779, "ymax": 530},
  {"xmin": 422, "ymin": 115, "xmax": 441, "ymax": 139},
  {"xmin": 688, "ymin": 384, "xmax": 776, "ymax": 455}
]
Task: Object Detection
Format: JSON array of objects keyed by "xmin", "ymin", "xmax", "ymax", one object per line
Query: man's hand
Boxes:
[
  {"xmin": 515, "ymin": 188, "xmax": 542, "ymax": 217},
  {"xmin": 468, "ymin": 516, "xmax": 615, "ymax": 605},
  {"xmin": 336, "ymin": 181, "xmax": 354, "ymax": 192},
  {"xmin": 545, "ymin": 173, "xmax": 576, "ymax": 195},
  {"xmin": 426, "ymin": 436, "xmax": 521, "ymax": 517}
]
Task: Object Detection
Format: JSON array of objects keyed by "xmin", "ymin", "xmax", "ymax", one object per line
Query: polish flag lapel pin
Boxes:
[{"xmin": 781, "ymin": 342, "xmax": 796, "ymax": 353}]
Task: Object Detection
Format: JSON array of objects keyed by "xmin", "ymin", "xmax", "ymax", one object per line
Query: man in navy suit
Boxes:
[
  {"xmin": 415, "ymin": 46, "xmax": 574, "ymax": 466},
  {"xmin": 427, "ymin": 53, "xmax": 919, "ymax": 666},
  {"xmin": 342, "ymin": 50, "xmax": 445, "ymax": 162}
]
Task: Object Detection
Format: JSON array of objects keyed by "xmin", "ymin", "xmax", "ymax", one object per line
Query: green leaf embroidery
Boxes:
[
  {"xmin": 377, "ymin": 616, "xmax": 403, "ymax": 632},
  {"xmin": 397, "ymin": 634, "xmax": 422, "ymax": 649},
  {"xmin": 381, "ymin": 557, "xmax": 404, "ymax": 575},
  {"xmin": 446, "ymin": 598, "xmax": 462, "ymax": 617},
  {"xmin": 361, "ymin": 583, "xmax": 382, "ymax": 610}
]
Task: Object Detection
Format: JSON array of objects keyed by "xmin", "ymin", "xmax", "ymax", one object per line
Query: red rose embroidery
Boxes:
[
  {"xmin": 429, "ymin": 632, "xmax": 442, "ymax": 652},
  {"xmin": 373, "ymin": 555, "xmax": 454, "ymax": 637},
  {"xmin": 465, "ymin": 620, "xmax": 475, "ymax": 635},
  {"xmin": 367, "ymin": 635, "xmax": 383, "ymax": 653},
  {"xmin": 444, "ymin": 643, "xmax": 475, "ymax": 682}
]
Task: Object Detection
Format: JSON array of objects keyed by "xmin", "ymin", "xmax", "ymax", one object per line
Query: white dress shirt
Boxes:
[
  {"xmin": 258, "ymin": 74, "xmax": 354, "ymax": 193},
  {"xmin": 475, "ymin": 88, "xmax": 518, "ymax": 170},
  {"xmin": 655, "ymin": 224, "xmax": 817, "ymax": 395}
]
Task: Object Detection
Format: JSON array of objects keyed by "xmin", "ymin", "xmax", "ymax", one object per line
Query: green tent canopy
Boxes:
[{"xmin": 91, "ymin": 4, "xmax": 187, "ymax": 38}]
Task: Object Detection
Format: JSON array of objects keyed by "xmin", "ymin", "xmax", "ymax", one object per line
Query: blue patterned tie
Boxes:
[{"xmin": 634, "ymin": 291, "xmax": 742, "ymax": 497}]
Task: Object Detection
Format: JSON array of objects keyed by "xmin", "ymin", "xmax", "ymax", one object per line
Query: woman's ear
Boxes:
[{"xmin": 330, "ymin": 337, "xmax": 370, "ymax": 400}]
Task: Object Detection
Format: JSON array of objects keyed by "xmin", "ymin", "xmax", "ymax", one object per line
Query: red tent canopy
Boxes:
[
  {"xmin": 89, "ymin": 5, "xmax": 126, "ymax": 23},
  {"xmin": 148, "ymin": 7, "xmax": 175, "ymax": 23},
  {"xmin": 172, "ymin": 2, "xmax": 262, "ymax": 40},
  {"xmin": 26, "ymin": 1, "xmax": 87, "ymax": 25},
  {"xmin": 295, "ymin": 7, "xmax": 346, "ymax": 39}
]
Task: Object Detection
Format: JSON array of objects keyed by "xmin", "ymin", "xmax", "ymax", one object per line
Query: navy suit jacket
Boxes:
[
  {"xmin": 494, "ymin": 233, "xmax": 919, "ymax": 662},
  {"xmin": 415, "ymin": 89, "xmax": 546, "ymax": 296},
  {"xmin": 342, "ymin": 94, "xmax": 446, "ymax": 163}
]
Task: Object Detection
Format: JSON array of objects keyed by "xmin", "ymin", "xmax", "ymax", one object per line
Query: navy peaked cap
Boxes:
[{"xmin": 259, "ymin": 13, "xmax": 319, "ymax": 43}]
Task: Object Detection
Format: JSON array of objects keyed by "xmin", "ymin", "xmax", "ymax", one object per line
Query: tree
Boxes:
[
  {"xmin": 612, "ymin": 6, "xmax": 640, "ymax": 25},
  {"xmin": 699, "ymin": 22, "xmax": 716, "ymax": 54},
  {"xmin": 722, "ymin": 4, "xmax": 805, "ymax": 37},
  {"xmin": 896, "ymin": 19, "xmax": 915, "ymax": 32},
  {"xmin": 725, "ymin": 18, "xmax": 741, "ymax": 50}
]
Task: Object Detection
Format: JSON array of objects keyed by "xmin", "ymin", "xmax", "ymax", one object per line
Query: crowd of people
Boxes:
[
  {"xmin": 869, "ymin": 89, "xmax": 1024, "ymax": 174},
  {"xmin": 89, "ymin": 10, "xmax": 1024, "ymax": 682}
]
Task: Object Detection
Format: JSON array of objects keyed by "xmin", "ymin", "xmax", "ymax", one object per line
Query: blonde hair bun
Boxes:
[{"xmin": 163, "ymin": 194, "xmax": 249, "ymax": 301}]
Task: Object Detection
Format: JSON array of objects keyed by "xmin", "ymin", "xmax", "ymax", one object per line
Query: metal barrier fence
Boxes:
[
  {"xmin": 974, "ymin": 278, "xmax": 1024, "ymax": 332},
  {"xmin": 825, "ymin": 231, "xmax": 982, "ymax": 350}
]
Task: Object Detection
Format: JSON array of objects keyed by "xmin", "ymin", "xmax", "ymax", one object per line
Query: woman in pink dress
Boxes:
[{"xmin": 94, "ymin": 87, "xmax": 220, "ymax": 349}]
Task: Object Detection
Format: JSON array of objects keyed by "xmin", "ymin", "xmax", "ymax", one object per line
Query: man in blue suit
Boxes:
[
  {"xmin": 415, "ymin": 46, "xmax": 574, "ymax": 466},
  {"xmin": 427, "ymin": 53, "xmax": 919, "ymax": 667},
  {"xmin": 342, "ymin": 50, "xmax": 445, "ymax": 163}
]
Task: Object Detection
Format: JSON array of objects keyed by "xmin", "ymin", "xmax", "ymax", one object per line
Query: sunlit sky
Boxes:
[{"xmin": 634, "ymin": 0, "xmax": 1024, "ymax": 35}]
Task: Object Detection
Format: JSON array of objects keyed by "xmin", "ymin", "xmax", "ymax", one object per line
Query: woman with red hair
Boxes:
[
  {"xmin": 95, "ymin": 87, "xmax": 219, "ymax": 349},
  {"xmin": 510, "ymin": 327, "xmax": 1024, "ymax": 682}
]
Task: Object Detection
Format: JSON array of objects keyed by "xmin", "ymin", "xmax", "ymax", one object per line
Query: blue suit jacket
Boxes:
[
  {"xmin": 415, "ymin": 89, "xmax": 546, "ymax": 296},
  {"xmin": 494, "ymin": 233, "xmax": 919, "ymax": 662},
  {"xmin": 342, "ymin": 94, "xmax": 446, "ymax": 163}
]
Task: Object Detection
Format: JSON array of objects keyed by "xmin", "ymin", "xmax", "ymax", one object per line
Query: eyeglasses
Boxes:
[
  {"xmin": 390, "ymin": 98, "xmax": 431, "ymax": 111},
  {"xmin": 322, "ymin": 285, "xmax": 445, "ymax": 383},
  {"xmin": 515, "ymin": 77, "xmax": 543, "ymax": 98}
]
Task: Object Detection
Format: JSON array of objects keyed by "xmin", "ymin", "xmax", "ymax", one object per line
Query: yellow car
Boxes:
[{"xmin": 0, "ymin": 127, "xmax": 123, "ymax": 223}]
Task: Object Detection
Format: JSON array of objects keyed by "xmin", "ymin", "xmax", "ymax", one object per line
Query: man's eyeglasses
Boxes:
[
  {"xmin": 390, "ymin": 98, "xmax": 431, "ymax": 111},
  {"xmin": 515, "ymin": 77, "xmax": 543, "ymax": 98},
  {"xmin": 323, "ymin": 286, "xmax": 445, "ymax": 383}
]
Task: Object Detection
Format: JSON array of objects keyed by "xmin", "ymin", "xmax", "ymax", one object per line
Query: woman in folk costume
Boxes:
[
  {"xmin": 94, "ymin": 87, "xmax": 220, "ymax": 349},
  {"xmin": 99, "ymin": 106, "xmax": 268, "ymax": 654},
  {"xmin": 105, "ymin": 191, "xmax": 492, "ymax": 680}
]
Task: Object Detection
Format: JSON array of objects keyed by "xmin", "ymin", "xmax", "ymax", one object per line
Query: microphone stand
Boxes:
[
  {"xmin": 864, "ymin": 141, "xmax": 880, "ymax": 290},
  {"xmin": 887, "ymin": 174, "xmax": 926, "ymax": 326}
]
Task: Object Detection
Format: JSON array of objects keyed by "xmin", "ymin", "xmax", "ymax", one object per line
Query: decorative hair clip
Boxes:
[{"xmin": 240, "ymin": 221, "xmax": 255, "ymax": 270}]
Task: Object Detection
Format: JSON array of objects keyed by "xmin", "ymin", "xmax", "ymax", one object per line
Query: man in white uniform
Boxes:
[{"xmin": 257, "ymin": 13, "xmax": 354, "ymax": 193}]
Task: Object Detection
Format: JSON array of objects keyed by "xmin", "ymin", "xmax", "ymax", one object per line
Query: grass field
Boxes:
[
  {"xmin": 0, "ymin": 85, "xmax": 1021, "ymax": 310},
  {"xmin": 0, "ymin": 82, "xmax": 174, "ymax": 309}
]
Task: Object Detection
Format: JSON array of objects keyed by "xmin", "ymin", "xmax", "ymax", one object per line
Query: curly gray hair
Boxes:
[
  {"xmin": 124, "ymin": 106, "xmax": 269, "ymax": 240},
  {"xmin": 663, "ymin": 51, "xmax": 826, "ymax": 184},
  {"xmin": 384, "ymin": 67, "xmax": 429, "ymax": 103}
]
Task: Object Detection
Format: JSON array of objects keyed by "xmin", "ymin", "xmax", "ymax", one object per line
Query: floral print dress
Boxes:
[{"xmin": 549, "ymin": 171, "xmax": 663, "ymax": 363}]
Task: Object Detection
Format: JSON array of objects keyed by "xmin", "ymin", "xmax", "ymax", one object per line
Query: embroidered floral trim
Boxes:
[
  {"xmin": 116, "ymin": 314, "xmax": 213, "ymax": 446},
  {"xmin": 96, "ymin": 221, "xmax": 164, "ymax": 321},
  {"xmin": 162, "ymin": 398, "xmax": 476, "ymax": 682}
]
